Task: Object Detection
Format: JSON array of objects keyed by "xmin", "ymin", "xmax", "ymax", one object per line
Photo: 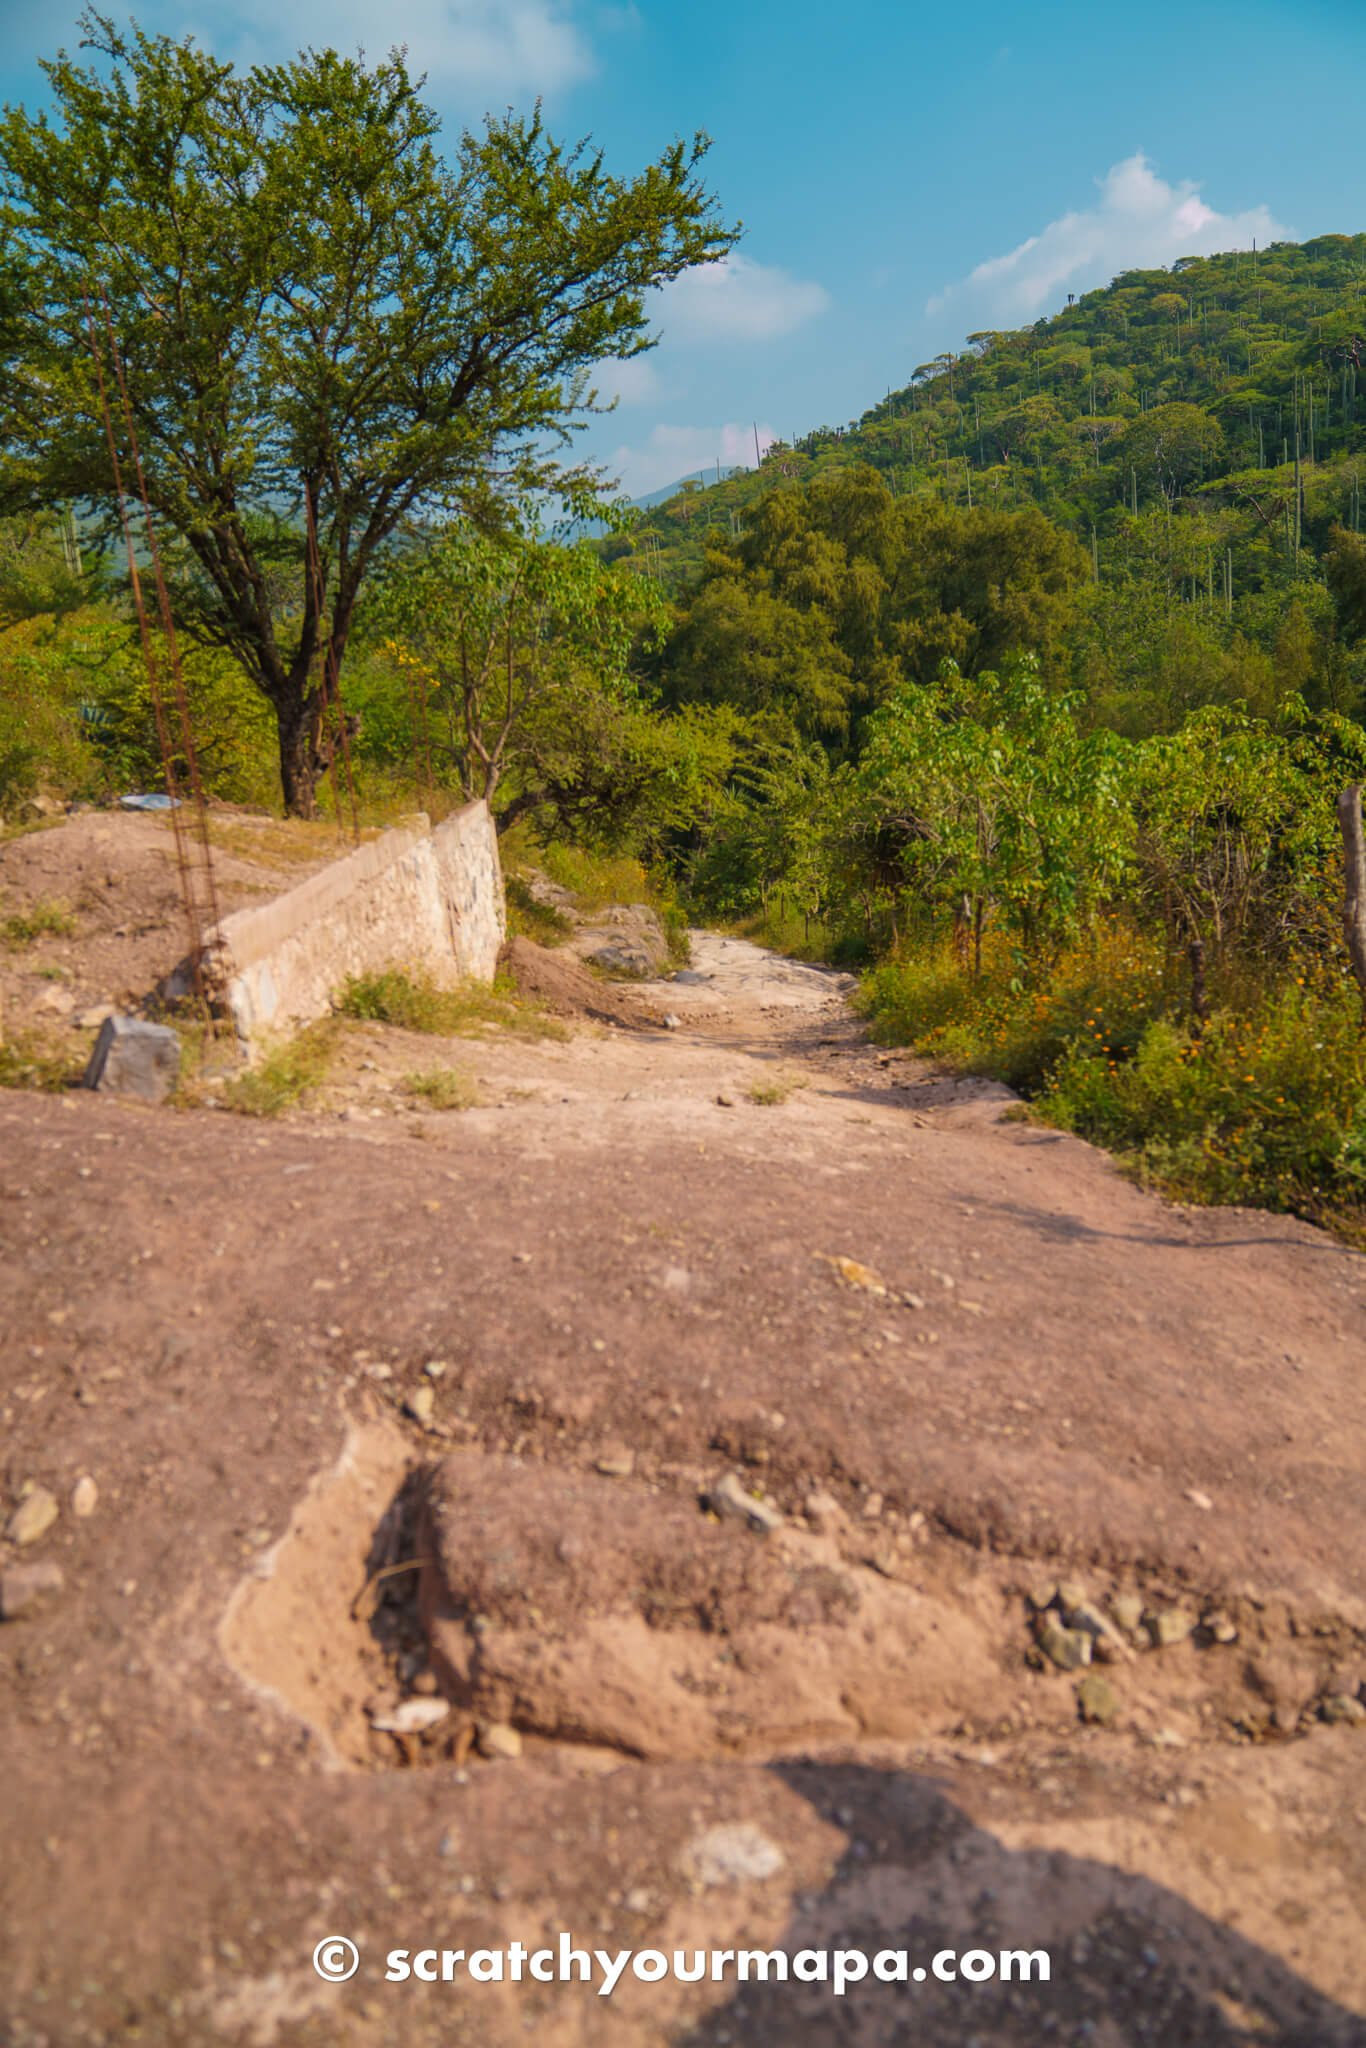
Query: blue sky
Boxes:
[{"xmin": 4, "ymin": 0, "xmax": 1366, "ymax": 496}]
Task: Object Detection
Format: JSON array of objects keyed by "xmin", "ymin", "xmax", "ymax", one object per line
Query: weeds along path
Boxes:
[{"xmin": 3, "ymin": 924, "xmax": 1366, "ymax": 2047}]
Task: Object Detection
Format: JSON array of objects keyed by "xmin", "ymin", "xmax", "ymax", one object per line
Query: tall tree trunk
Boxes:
[{"xmin": 277, "ymin": 684, "xmax": 319, "ymax": 820}]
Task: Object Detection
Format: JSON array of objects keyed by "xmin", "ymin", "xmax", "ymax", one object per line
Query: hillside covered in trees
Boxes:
[{"xmin": 630, "ymin": 234, "xmax": 1366, "ymax": 731}]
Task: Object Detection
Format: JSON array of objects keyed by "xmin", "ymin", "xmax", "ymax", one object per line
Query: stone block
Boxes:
[{"xmin": 83, "ymin": 1014, "xmax": 180, "ymax": 1103}]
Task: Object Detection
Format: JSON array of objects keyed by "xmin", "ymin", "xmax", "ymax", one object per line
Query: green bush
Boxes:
[
  {"xmin": 862, "ymin": 931, "xmax": 1366, "ymax": 1235},
  {"xmin": 336, "ymin": 967, "xmax": 565, "ymax": 1040}
]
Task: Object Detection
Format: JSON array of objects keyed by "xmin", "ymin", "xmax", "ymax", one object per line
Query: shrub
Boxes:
[
  {"xmin": 2, "ymin": 899, "xmax": 76, "ymax": 945},
  {"xmin": 402, "ymin": 1067, "xmax": 480, "ymax": 1111},
  {"xmin": 336, "ymin": 967, "xmax": 565, "ymax": 1040},
  {"xmin": 221, "ymin": 1022, "xmax": 338, "ymax": 1116}
]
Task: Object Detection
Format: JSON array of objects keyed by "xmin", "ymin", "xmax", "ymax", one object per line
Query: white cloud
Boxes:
[
  {"xmin": 603, "ymin": 421, "xmax": 776, "ymax": 500},
  {"xmin": 656, "ymin": 254, "xmax": 829, "ymax": 343},
  {"xmin": 587, "ymin": 356, "xmax": 661, "ymax": 408},
  {"xmin": 210, "ymin": 0, "xmax": 595, "ymax": 95},
  {"xmin": 929, "ymin": 154, "xmax": 1287, "ymax": 322}
]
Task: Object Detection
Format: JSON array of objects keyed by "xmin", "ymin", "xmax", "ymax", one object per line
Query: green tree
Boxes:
[
  {"xmin": 1118, "ymin": 403, "xmax": 1224, "ymax": 506},
  {"xmin": 367, "ymin": 526, "xmax": 661, "ymax": 819},
  {"xmin": 0, "ymin": 13, "xmax": 736, "ymax": 813}
]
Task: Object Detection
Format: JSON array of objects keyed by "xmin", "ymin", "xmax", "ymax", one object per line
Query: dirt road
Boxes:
[{"xmin": 3, "ymin": 922, "xmax": 1365, "ymax": 2046}]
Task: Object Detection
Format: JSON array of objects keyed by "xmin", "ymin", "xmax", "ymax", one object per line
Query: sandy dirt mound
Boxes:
[{"xmin": 417, "ymin": 1456, "xmax": 1004, "ymax": 1759}]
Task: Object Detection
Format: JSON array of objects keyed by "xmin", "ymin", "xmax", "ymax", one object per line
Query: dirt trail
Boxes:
[{"xmin": 2, "ymin": 888, "xmax": 1365, "ymax": 2047}]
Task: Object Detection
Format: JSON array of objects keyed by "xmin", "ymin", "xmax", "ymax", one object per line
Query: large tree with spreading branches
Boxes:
[{"xmin": 0, "ymin": 13, "xmax": 737, "ymax": 812}]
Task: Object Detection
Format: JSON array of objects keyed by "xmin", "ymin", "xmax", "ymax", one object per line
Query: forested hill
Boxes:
[{"xmin": 630, "ymin": 233, "xmax": 1366, "ymax": 590}]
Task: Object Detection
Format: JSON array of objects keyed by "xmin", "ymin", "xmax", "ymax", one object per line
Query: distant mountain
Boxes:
[{"xmin": 630, "ymin": 466, "xmax": 743, "ymax": 512}]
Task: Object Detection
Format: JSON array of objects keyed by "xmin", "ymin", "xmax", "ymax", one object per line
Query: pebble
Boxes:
[
  {"xmin": 803, "ymin": 1489, "xmax": 844, "ymax": 1534},
  {"xmin": 476, "ymin": 1721, "xmax": 523, "ymax": 1760},
  {"xmin": 1320, "ymin": 1694, "xmax": 1366, "ymax": 1727},
  {"xmin": 662, "ymin": 1014, "xmax": 681, "ymax": 1031},
  {"xmin": 0, "ymin": 1560, "xmax": 65, "ymax": 1620},
  {"xmin": 1203, "ymin": 1611, "xmax": 1238, "ymax": 1644},
  {"xmin": 705, "ymin": 1472, "xmax": 784, "ymax": 1535},
  {"xmin": 71, "ymin": 1475, "xmax": 98, "ymax": 1519},
  {"xmin": 7, "ymin": 1487, "xmax": 59, "ymax": 1547},
  {"xmin": 405, "ymin": 1385, "xmax": 436, "ymax": 1425},
  {"xmin": 1150, "ymin": 1608, "xmax": 1196, "ymax": 1649},
  {"xmin": 1184, "ymin": 1488, "xmax": 1214, "ymax": 1512},
  {"xmin": 595, "ymin": 1449, "xmax": 635, "ymax": 1478},
  {"xmin": 1110, "ymin": 1593, "xmax": 1145, "ymax": 1635},
  {"xmin": 681, "ymin": 1823, "xmax": 785, "ymax": 1889},
  {"xmin": 1065, "ymin": 1599, "xmax": 1118, "ymax": 1643},
  {"xmin": 1039, "ymin": 1619, "xmax": 1093, "ymax": 1671},
  {"xmin": 715, "ymin": 1093, "xmax": 735, "ymax": 1108},
  {"xmin": 1076, "ymin": 1673, "xmax": 1119, "ymax": 1725}
]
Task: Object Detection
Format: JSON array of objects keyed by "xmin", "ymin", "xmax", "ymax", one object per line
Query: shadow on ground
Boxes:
[{"xmin": 676, "ymin": 1763, "xmax": 1365, "ymax": 2048}]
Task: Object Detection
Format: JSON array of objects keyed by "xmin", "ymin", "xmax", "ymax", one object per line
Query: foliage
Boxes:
[
  {"xmin": 0, "ymin": 12, "xmax": 736, "ymax": 811},
  {"xmin": 503, "ymin": 875, "xmax": 572, "ymax": 947},
  {"xmin": 1039, "ymin": 987, "xmax": 1366, "ymax": 1224},
  {"xmin": 2, "ymin": 897, "xmax": 76, "ymax": 944},
  {"xmin": 658, "ymin": 468, "xmax": 1087, "ymax": 742},
  {"xmin": 402, "ymin": 1067, "xmax": 479, "ymax": 1111},
  {"xmin": 0, "ymin": 1022, "xmax": 84, "ymax": 1090},
  {"xmin": 861, "ymin": 929, "xmax": 1366, "ymax": 1233},
  {"xmin": 335, "ymin": 967, "xmax": 565, "ymax": 1040},
  {"xmin": 843, "ymin": 657, "xmax": 1132, "ymax": 958},
  {"xmin": 365, "ymin": 522, "xmax": 727, "ymax": 853},
  {"xmin": 0, "ymin": 604, "xmax": 280, "ymax": 809},
  {"xmin": 219, "ymin": 1021, "xmax": 339, "ymax": 1116}
]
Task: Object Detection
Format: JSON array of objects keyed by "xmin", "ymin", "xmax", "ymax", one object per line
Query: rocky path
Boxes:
[{"xmin": 2, "ymin": 924, "xmax": 1365, "ymax": 2047}]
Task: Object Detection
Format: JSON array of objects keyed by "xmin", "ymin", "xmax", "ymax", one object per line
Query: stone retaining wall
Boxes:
[{"xmin": 205, "ymin": 801, "xmax": 505, "ymax": 1050}]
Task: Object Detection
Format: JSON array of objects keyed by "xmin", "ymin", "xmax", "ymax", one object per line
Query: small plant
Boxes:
[
  {"xmin": 2, "ymin": 899, "xmax": 76, "ymax": 946},
  {"xmin": 747, "ymin": 1072, "xmax": 803, "ymax": 1106},
  {"xmin": 336, "ymin": 967, "xmax": 565, "ymax": 1040},
  {"xmin": 402, "ymin": 1067, "xmax": 479, "ymax": 1111},
  {"xmin": 503, "ymin": 874, "xmax": 572, "ymax": 947},
  {"xmin": 0, "ymin": 1025, "xmax": 82, "ymax": 1091},
  {"xmin": 221, "ymin": 1021, "xmax": 338, "ymax": 1117}
]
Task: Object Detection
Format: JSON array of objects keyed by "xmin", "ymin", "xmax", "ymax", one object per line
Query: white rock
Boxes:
[
  {"xmin": 370, "ymin": 1697, "xmax": 451, "ymax": 1735},
  {"xmin": 476, "ymin": 1720, "xmax": 523, "ymax": 1760},
  {"xmin": 682, "ymin": 1823, "xmax": 785, "ymax": 1889},
  {"xmin": 7, "ymin": 1487, "xmax": 59, "ymax": 1547},
  {"xmin": 705, "ymin": 1472, "xmax": 783, "ymax": 1535},
  {"xmin": 405, "ymin": 1385, "xmax": 436, "ymax": 1425},
  {"xmin": 71, "ymin": 1475, "xmax": 98, "ymax": 1519}
]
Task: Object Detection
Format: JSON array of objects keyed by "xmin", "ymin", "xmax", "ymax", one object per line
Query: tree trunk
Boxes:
[
  {"xmin": 1338, "ymin": 784, "xmax": 1366, "ymax": 1026},
  {"xmin": 277, "ymin": 685, "xmax": 320, "ymax": 820},
  {"xmin": 1188, "ymin": 930, "xmax": 1209, "ymax": 1032}
]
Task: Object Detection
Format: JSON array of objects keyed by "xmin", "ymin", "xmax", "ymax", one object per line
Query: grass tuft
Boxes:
[
  {"xmin": 2, "ymin": 898, "xmax": 76, "ymax": 946},
  {"xmin": 402, "ymin": 1067, "xmax": 480, "ymax": 1111},
  {"xmin": 221, "ymin": 1021, "xmax": 339, "ymax": 1117},
  {"xmin": 747, "ymin": 1073, "xmax": 804, "ymax": 1106},
  {"xmin": 336, "ymin": 967, "xmax": 565, "ymax": 1041},
  {"xmin": 0, "ymin": 1026, "xmax": 83, "ymax": 1091}
]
